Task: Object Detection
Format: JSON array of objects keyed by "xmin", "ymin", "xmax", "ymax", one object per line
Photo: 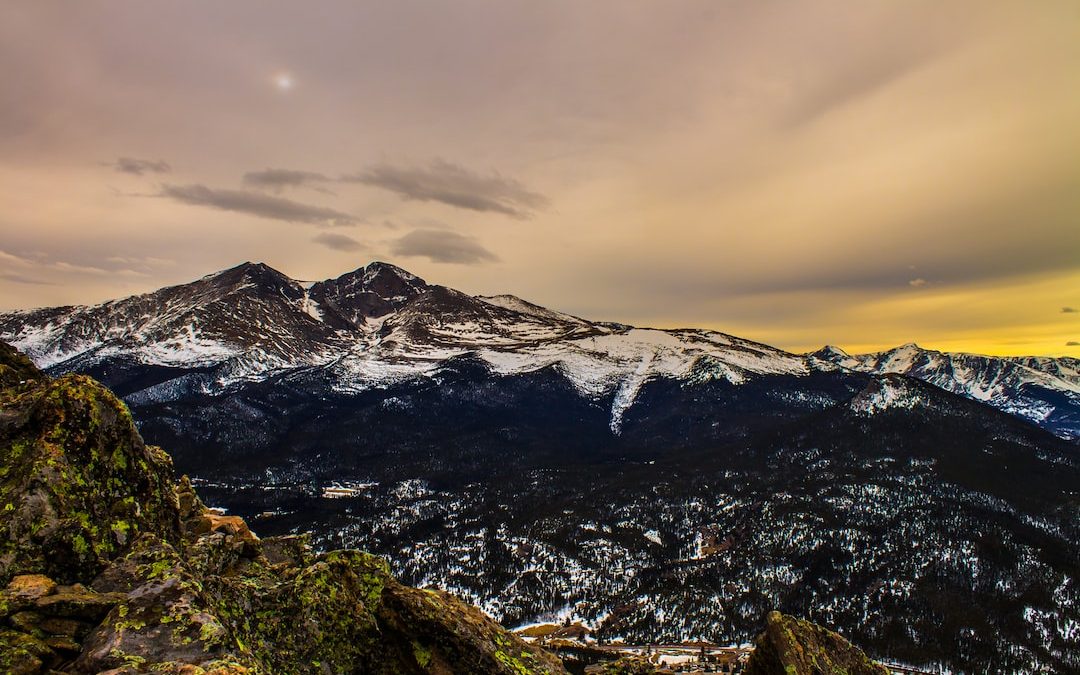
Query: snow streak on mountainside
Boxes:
[
  {"xmin": 812, "ymin": 344, "xmax": 1080, "ymax": 439},
  {"xmin": 0, "ymin": 261, "xmax": 811, "ymax": 431}
]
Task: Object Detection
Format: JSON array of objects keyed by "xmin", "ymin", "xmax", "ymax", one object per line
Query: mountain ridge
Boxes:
[
  {"xmin": 2, "ymin": 260, "xmax": 1077, "ymax": 439},
  {"xmin": 0, "ymin": 261, "xmax": 817, "ymax": 435},
  {"xmin": 811, "ymin": 342, "xmax": 1080, "ymax": 439}
]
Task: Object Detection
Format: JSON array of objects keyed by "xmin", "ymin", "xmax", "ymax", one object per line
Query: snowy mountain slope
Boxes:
[
  {"xmin": 812, "ymin": 343, "xmax": 1080, "ymax": 439},
  {"xmin": 0, "ymin": 263, "xmax": 347, "ymax": 369},
  {"xmin": 3, "ymin": 260, "xmax": 1076, "ymax": 439},
  {"xmin": 0, "ymin": 261, "xmax": 816, "ymax": 430}
]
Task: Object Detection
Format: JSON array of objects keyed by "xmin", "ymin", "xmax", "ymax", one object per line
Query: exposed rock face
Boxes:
[
  {"xmin": 744, "ymin": 611, "xmax": 889, "ymax": 675},
  {"xmin": 0, "ymin": 340, "xmax": 566, "ymax": 674},
  {"xmin": 0, "ymin": 365, "xmax": 181, "ymax": 586},
  {"xmin": 0, "ymin": 341, "xmax": 42, "ymax": 389}
]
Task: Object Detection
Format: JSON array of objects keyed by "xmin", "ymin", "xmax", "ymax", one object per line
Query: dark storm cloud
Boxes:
[
  {"xmin": 312, "ymin": 232, "xmax": 362, "ymax": 252},
  {"xmin": 390, "ymin": 229, "xmax": 498, "ymax": 264},
  {"xmin": 242, "ymin": 169, "xmax": 332, "ymax": 193},
  {"xmin": 1063, "ymin": 307, "xmax": 1078, "ymax": 314},
  {"xmin": 159, "ymin": 184, "xmax": 358, "ymax": 226},
  {"xmin": 111, "ymin": 157, "xmax": 171, "ymax": 175},
  {"xmin": 344, "ymin": 160, "xmax": 549, "ymax": 219}
]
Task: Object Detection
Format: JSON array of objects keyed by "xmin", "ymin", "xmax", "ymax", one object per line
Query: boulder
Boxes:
[{"xmin": 745, "ymin": 611, "xmax": 889, "ymax": 675}]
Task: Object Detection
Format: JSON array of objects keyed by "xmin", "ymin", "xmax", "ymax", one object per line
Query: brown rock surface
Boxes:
[{"xmin": 744, "ymin": 611, "xmax": 889, "ymax": 675}]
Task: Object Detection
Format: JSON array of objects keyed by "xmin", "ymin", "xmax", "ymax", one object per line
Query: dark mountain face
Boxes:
[
  {"xmin": 308, "ymin": 261, "xmax": 430, "ymax": 327},
  {"xmin": 2, "ymin": 262, "xmax": 1079, "ymax": 674}
]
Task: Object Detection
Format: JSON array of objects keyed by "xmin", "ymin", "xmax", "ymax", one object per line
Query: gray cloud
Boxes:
[
  {"xmin": 344, "ymin": 160, "xmax": 548, "ymax": 219},
  {"xmin": 242, "ymin": 168, "xmax": 332, "ymax": 193},
  {"xmin": 0, "ymin": 271, "xmax": 53, "ymax": 285},
  {"xmin": 312, "ymin": 232, "xmax": 363, "ymax": 252},
  {"xmin": 111, "ymin": 157, "xmax": 171, "ymax": 175},
  {"xmin": 0, "ymin": 248, "xmax": 150, "ymax": 282},
  {"xmin": 390, "ymin": 228, "xmax": 498, "ymax": 264},
  {"xmin": 783, "ymin": 51, "xmax": 930, "ymax": 127},
  {"xmin": 1067, "ymin": 341, "xmax": 1079, "ymax": 346},
  {"xmin": 159, "ymin": 184, "xmax": 358, "ymax": 226},
  {"xmin": 1063, "ymin": 307, "xmax": 1078, "ymax": 314},
  {"xmin": 105, "ymin": 255, "xmax": 174, "ymax": 268}
]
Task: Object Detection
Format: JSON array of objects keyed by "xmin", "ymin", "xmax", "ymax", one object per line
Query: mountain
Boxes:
[
  {"xmin": 5, "ymin": 261, "xmax": 1077, "ymax": 440},
  {"xmin": 2, "ymin": 262, "xmax": 1079, "ymax": 673},
  {"xmin": 811, "ymin": 343, "xmax": 1080, "ymax": 440},
  {"xmin": 0, "ymin": 261, "xmax": 814, "ymax": 434},
  {"xmin": 0, "ymin": 341, "xmax": 566, "ymax": 674}
]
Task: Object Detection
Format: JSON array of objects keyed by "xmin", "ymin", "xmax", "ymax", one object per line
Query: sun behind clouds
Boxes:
[{"xmin": 273, "ymin": 72, "xmax": 293, "ymax": 91}]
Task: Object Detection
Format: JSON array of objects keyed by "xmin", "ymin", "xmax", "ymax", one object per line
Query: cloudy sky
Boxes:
[{"xmin": 1, "ymin": 1, "xmax": 1078, "ymax": 356}]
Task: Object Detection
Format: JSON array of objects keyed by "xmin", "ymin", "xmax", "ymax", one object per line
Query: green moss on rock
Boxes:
[
  {"xmin": 596, "ymin": 657, "xmax": 660, "ymax": 674},
  {"xmin": 744, "ymin": 611, "xmax": 890, "ymax": 675},
  {"xmin": 0, "ymin": 369, "xmax": 181, "ymax": 586},
  {"xmin": 0, "ymin": 341, "xmax": 43, "ymax": 392},
  {"xmin": 0, "ymin": 626, "xmax": 54, "ymax": 674}
]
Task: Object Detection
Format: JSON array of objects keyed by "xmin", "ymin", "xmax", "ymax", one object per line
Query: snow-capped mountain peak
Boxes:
[
  {"xmin": 3, "ymin": 261, "xmax": 1078, "ymax": 439},
  {"xmin": 1, "ymin": 261, "xmax": 819, "ymax": 431},
  {"xmin": 814, "ymin": 342, "xmax": 1080, "ymax": 439}
]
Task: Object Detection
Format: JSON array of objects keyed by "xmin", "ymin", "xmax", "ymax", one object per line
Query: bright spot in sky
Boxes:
[{"xmin": 274, "ymin": 73, "xmax": 293, "ymax": 91}]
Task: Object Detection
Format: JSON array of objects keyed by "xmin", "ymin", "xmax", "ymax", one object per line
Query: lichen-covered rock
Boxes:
[
  {"xmin": 744, "ymin": 611, "xmax": 889, "ymax": 675},
  {"xmin": 376, "ymin": 579, "xmax": 567, "ymax": 675},
  {"xmin": 0, "ymin": 340, "xmax": 566, "ymax": 674},
  {"xmin": 0, "ymin": 625, "xmax": 54, "ymax": 674},
  {"xmin": 187, "ymin": 533, "xmax": 565, "ymax": 674},
  {"xmin": 5, "ymin": 574, "xmax": 57, "ymax": 602},
  {"xmin": 0, "ymin": 573, "xmax": 127, "ymax": 672},
  {"xmin": 591, "ymin": 657, "xmax": 661, "ymax": 674},
  {"xmin": 0, "ymin": 370, "xmax": 182, "ymax": 586},
  {"xmin": 0, "ymin": 341, "xmax": 43, "ymax": 391},
  {"xmin": 74, "ymin": 534, "xmax": 244, "ymax": 673}
]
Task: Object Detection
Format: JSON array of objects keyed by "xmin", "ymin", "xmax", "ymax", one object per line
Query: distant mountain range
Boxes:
[
  {"xmin": 811, "ymin": 344, "xmax": 1080, "ymax": 440},
  {"xmin": 2, "ymin": 260, "xmax": 1077, "ymax": 439},
  {"xmin": 2, "ymin": 261, "xmax": 1078, "ymax": 673}
]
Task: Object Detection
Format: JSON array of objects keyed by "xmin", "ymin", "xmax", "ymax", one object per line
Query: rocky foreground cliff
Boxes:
[
  {"xmin": 0, "ymin": 340, "xmax": 566, "ymax": 674},
  {"xmin": 0, "ymin": 339, "xmax": 892, "ymax": 674}
]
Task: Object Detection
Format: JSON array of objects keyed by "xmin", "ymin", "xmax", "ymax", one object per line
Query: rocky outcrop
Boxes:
[
  {"xmin": 0, "ymin": 341, "xmax": 42, "ymax": 389},
  {"xmin": 0, "ymin": 364, "xmax": 181, "ymax": 587},
  {"xmin": 587, "ymin": 657, "xmax": 662, "ymax": 674},
  {"xmin": 0, "ymin": 341, "xmax": 566, "ymax": 674},
  {"xmin": 744, "ymin": 611, "xmax": 889, "ymax": 675}
]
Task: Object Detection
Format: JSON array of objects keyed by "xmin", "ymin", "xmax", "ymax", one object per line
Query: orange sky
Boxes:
[{"xmin": 0, "ymin": 2, "xmax": 1077, "ymax": 357}]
